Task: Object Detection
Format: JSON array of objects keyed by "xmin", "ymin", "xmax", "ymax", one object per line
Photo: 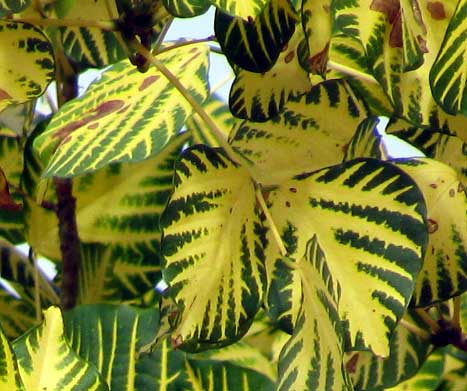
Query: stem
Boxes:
[
  {"xmin": 327, "ymin": 60, "xmax": 379, "ymax": 85},
  {"xmin": 132, "ymin": 41, "xmax": 251, "ymax": 169},
  {"xmin": 416, "ymin": 308, "xmax": 441, "ymax": 333},
  {"xmin": 155, "ymin": 36, "xmax": 217, "ymax": 56},
  {"xmin": 11, "ymin": 16, "xmax": 115, "ymax": 30},
  {"xmin": 255, "ymin": 187, "xmax": 287, "ymax": 257},
  {"xmin": 452, "ymin": 295, "xmax": 461, "ymax": 329},
  {"xmin": 399, "ymin": 319, "xmax": 430, "ymax": 340},
  {"xmin": 55, "ymin": 178, "xmax": 81, "ymax": 310},
  {"xmin": 29, "ymin": 248, "xmax": 42, "ymax": 323}
]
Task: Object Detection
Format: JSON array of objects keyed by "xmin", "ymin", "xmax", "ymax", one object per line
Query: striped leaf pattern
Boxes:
[
  {"xmin": 186, "ymin": 94, "xmax": 239, "ymax": 147},
  {"xmin": 0, "ymin": 0, "xmax": 29, "ymax": 15},
  {"xmin": 386, "ymin": 349, "xmax": 445, "ymax": 391},
  {"xmin": 0, "ymin": 128, "xmax": 24, "ymax": 243},
  {"xmin": 0, "ymin": 291, "xmax": 36, "ymax": 340},
  {"xmin": 211, "ymin": 0, "xmax": 267, "ymax": 19},
  {"xmin": 302, "ymin": 0, "xmax": 332, "ymax": 76},
  {"xmin": 0, "ymin": 322, "xmax": 24, "ymax": 390},
  {"xmin": 229, "ymin": 80, "xmax": 368, "ymax": 186},
  {"xmin": 394, "ymin": 158, "xmax": 467, "ymax": 306},
  {"xmin": 13, "ymin": 307, "xmax": 108, "ymax": 391},
  {"xmin": 228, "ymin": 24, "xmax": 311, "ymax": 121},
  {"xmin": 276, "ymin": 236, "xmax": 352, "ymax": 391},
  {"xmin": 64, "ymin": 304, "xmax": 159, "ymax": 391},
  {"xmin": 430, "ymin": 0, "xmax": 467, "ymax": 115},
  {"xmin": 161, "ymin": 145, "xmax": 266, "ymax": 351},
  {"xmin": 0, "ymin": 21, "xmax": 54, "ymax": 112},
  {"xmin": 214, "ymin": 0, "xmax": 297, "ymax": 73},
  {"xmin": 344, "ymin": 116, "xmax": 384, "ymax": 161},
  {"xmin": 267, "ymin": 158, "xmax": 428, "ymax": 356},
  {"xmin": 163, "ymin": 0, "xmax": 210, "ymax": 17},
  {"xmin": 347, "ymin": 310, "xmax": 432, "ymax": 391},
  {"xmin": 34, "ymin": 43, "xmax": 209, "ymax": 178}
]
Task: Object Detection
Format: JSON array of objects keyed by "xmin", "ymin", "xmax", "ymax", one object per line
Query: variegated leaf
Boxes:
[
  {"xmin": 386, "ymin": 349, "xmax": 445, "ymax": 391},
  {"xmin": 0, "ymin": 166, "xmax": 21, "ymax": 211},
  {"xmin": 161, "ymin": 145, "xmax": 266, "ymax": 351},
  {"xmin": 186, "ymin": 93, "xmax": 239, "ymax": 147},
  {"xmin": 437, "ymin": 367, "xmax": 467, "ymax": 391},
  {"xmin": 13, "ymin": 307, "xmax": 108, "ymax": 391},
  {"xmin": 393, "ymin": 158, "xmax": 467, "ymax": 306},
  {"xmin": 0, "ymin": 322, "xmax": 24, "ymax": 390},
  {"xmin": 214, "ymin": 0, "xmax": 297, "ymax": 73},
  {"xmin": 302, "ymin": 0, "xmax": 332, "ymax": 76},
  {"xmin": 276, "ymin": 237, "xmax": 352, "ymax": 391},
  {"xmin": 0, "ymin": 21, "xmax": 54, "ymax": 112},
  {"xmin": 162, "ymin": 0, "xmax": 210, "ymax": 17},
  {"xmin": 34, "ymin": 43, "xmax": 209, "ymax": 178},
  {"xmin": 229, "ymin": 80, "xmax": 368, "ymax": 186},
  {"xmin": 0, "ymin": 291, "xmax": 36, "ymax": 339},
  {"xmin": 344, "ymin": 116, "xmax": 384, "ymax": 161},
  {"xmin": 211, "ymin": 0, "xmax": 267, "ymax": 19},
  {"xmin": 0, "ymin": 0, "xmax": 29, "ymax": 15},
  {"xmin": 430, "ymin": 0, "xmax": 467, "ymax": 115},
  {"xmin": 387, "ymin": 122, "xmax": 467, "ymax": 185},
  {"xmin": 267, "ymin": 158, "xmax": 427, "ymax": 356},
  {"xmin": 228, "ymin": 24, "xmax": 311, "ymax": 121},
  {"xmin": 346, "ymin": 310, "xmax": 432, "ymax": 391}
]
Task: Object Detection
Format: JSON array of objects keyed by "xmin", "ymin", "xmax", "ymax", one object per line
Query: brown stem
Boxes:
[{"xmin": 55, "ymin": 178, "xmax": 81, "ymax": 310}]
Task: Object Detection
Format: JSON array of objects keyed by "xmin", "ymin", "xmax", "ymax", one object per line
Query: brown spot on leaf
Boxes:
[
  {"xmin": 427, "ymin": 2, "xmax": 446, "ymax": 20},
  {"xmin": 449, "ymin": 188, "xmax": 455, "ymax": 197},
  {"xmin": 371, "ymin": 0, "xmax": 403, "ymax": 48},
  {"xmin": 0, "ymin": 169, "xmax": 21, "ymax": 211},
  {"xmin": 346, "ymin": 353, "xmax": 359, "ymax": 373},
  {"xmin": 285, "ymin": 201, "xmax": 291, "ymax": 208},
  {"xmin": 54, "ymin": 99, "xmax": 125, "ymax": 140},
  {"xmin": 284, "ymin": 51, "xmax": 295, "ymax": 64},
  {"xmin": 427, "ymin": 218, "xmax": 438, "ymax": 233},
  {"xmin": 0, "ymin": 88, "xmax": 12, "ymax": 101},
  {"xmin": 139, "ymin": 75, "xmax": 159, "ymax": 91},
  {"xmin": 88, "ymin": 123, "xmax": 99, "ymax": 130},
  {"xmin": 430, "ymin": 183, "xmax": 437, "ymax": 189},
  {"xmin": 309, "ymin": 43, "xmax": 330, "ymax": 75},
  {"xmin": 289, "ymin": 187, "xmax": 297, "ymax": 193},
  {"xmin": 458, "ymin": 183, "xmax": 466, "ymax": 193}
]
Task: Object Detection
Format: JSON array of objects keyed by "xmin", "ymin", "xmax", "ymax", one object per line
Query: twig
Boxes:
[
  {"xmin": 415, "ymin": 308, "xmax": 441, "ymax": 333},
  {"xmin": 399, "ymin": 318, "xmax": 430, "ymax": 340}
]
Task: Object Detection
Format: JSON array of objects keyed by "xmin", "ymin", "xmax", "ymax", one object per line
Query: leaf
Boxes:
[
  {"xmin": 186, "ymin": 93, "xmax": 239, "ymax": 147},
  {"xmin": 214, "ymin": 0, "xmax": 297, "ymax": 73},
  {"xmin": 211, "ymin": 0, "xmax": 268, "ymax": 19},
  {"xmin": 347, "ymin": 310, "xmax": 432, "ymax": 391},
  {"xmin": 229, "ymin": 80, "xmax": 368, "ymax": 186},
  {"xmin": 0, "ymin": 290, "xmax": 36, "ymax": 339},
  {"xmin": 0, "ymin": 21, "xmax": 54, "ymax": 112},
  {"xmin": 161, "ymin": 145, "xmax": 266, "ymax": 351},
  {"xmin": 0, "ymin": 0, "xmax": 30, "ymax": 16},
  {"xmin": 430, "ymin": 0, "xmax": 467, "ymax": 115},
  {"xmin": 267, "ymin": 158, "xmax": 428, "ymax": 356},
  {"xmin": 301, "ymin": 0, "xmax": 332, "ymax": 76},
  {"xmin": 436, "ymin": 367, "xmax": 467, "ymax": 391},
  {"xmin": 275, "ymin": 237, "xmax": 352, "ymax": 391},
  {"xmin": 228, "ymin": 24, "xmax": 311, "ymax": 121},
  {"xmin": 162, "ymin": 0, "xmax": 210, "ymax": 17},
  {"xmin": 0, "ymin": 322, "xmax": 24, "ymax": 390},
  {"xmin": 64, "ymin": 304, "xmax": 159, "ymax": 391},
  {"xmin": 0, "ymin": 166, "xmax": 21, "ymax": 211},
  {"xmin": 34, "ymin": 43, "xmax": 209, "ymax": 178},
  {"xmin": 386, "ymin": 348, "xmax": 445, "ymax": 391},
  {"xmin": 344, "ymin": 116, "xmax": 384, "ymax": 161},
  {"xmin": 13, "ymin": 306, "xmax": 109, "ymax": 391},
  {"xmin": 394, "ymin": 158, "xmax": 467, "ymax": 306}
]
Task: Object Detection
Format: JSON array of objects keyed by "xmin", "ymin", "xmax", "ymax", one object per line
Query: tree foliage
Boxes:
[{"xmin": 0, "ymin": 0, "xmax": 466, "ymax": 390}]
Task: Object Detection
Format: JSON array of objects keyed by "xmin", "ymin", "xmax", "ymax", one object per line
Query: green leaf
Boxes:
[
  {"xmin": 0, "ymin": 21, "xmax": 54, "ymax": 112},
  {"xmin": 0, "ymin": 0, "xmax": 30, "ymax": 16},
  {"xmin": 229, "ymin": 80, "xmax": 368, "ymax": 186},
  {"xmin": 344, "ymin": 116, "xmax": 384, "ymax": 161},
  {"xmin": 13, "ymin": 306, "xmax": 109, "ymax": 391},
  {"xmin": 34, "ymin": 43, "xmax": 209, "ymax": 178},
  {"xmin": 186, "ymin": 93, "xmax": 239, "ymax": 147},
  {"xmin": 211, "ymin": 0, "xmax": 267, "ymax": 19},
  {"xmin": 64, "ymin": 304, "xmax": 159, "ymax": 391},
  {"xmin": 215, "ymin": 0, "xmax": 297, "ymax": 73},
  {"xmin": 161, "ymin": 145, "xmax": 266, "ymax": 351},
  {"xmin": 394, "ymin": 158, "xmax": 467, "ymax": 306},
  {"xmin": 347, "ymin": 310, "xmax": 432, "ymax": 391},
  {"xmin": 430, "ymin": 0, "xmax": 467, "ymax": 115},
  {"xmin": 436, "ymin": 367, "xmax": 467, "ymax": 391},
  {"xmin": 386, "ymin": 349, "xmax": 445, "ymax": 391},
  {"xmin": 228, "ymin": 23, "xmax": 311, "ymax": 121},
  {"xmin": 267, "ymin": 158, "xmax": 428, "ymax": 356},
  {"xmin": 0, "ymin": 322, "xmax": 24, "ymax": 390},
  {"xmin": 275, "ymin": 237, "xmax": 352, "ymax": 391},
  {"xmin": 162, "ymin": 0, "xmax": 210, "ymax": 17}
]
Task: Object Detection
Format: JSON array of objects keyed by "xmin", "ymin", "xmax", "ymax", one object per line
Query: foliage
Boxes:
[{"xmin": 0, "ymin": 0, "xmax": 466, "ymax": 390}]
